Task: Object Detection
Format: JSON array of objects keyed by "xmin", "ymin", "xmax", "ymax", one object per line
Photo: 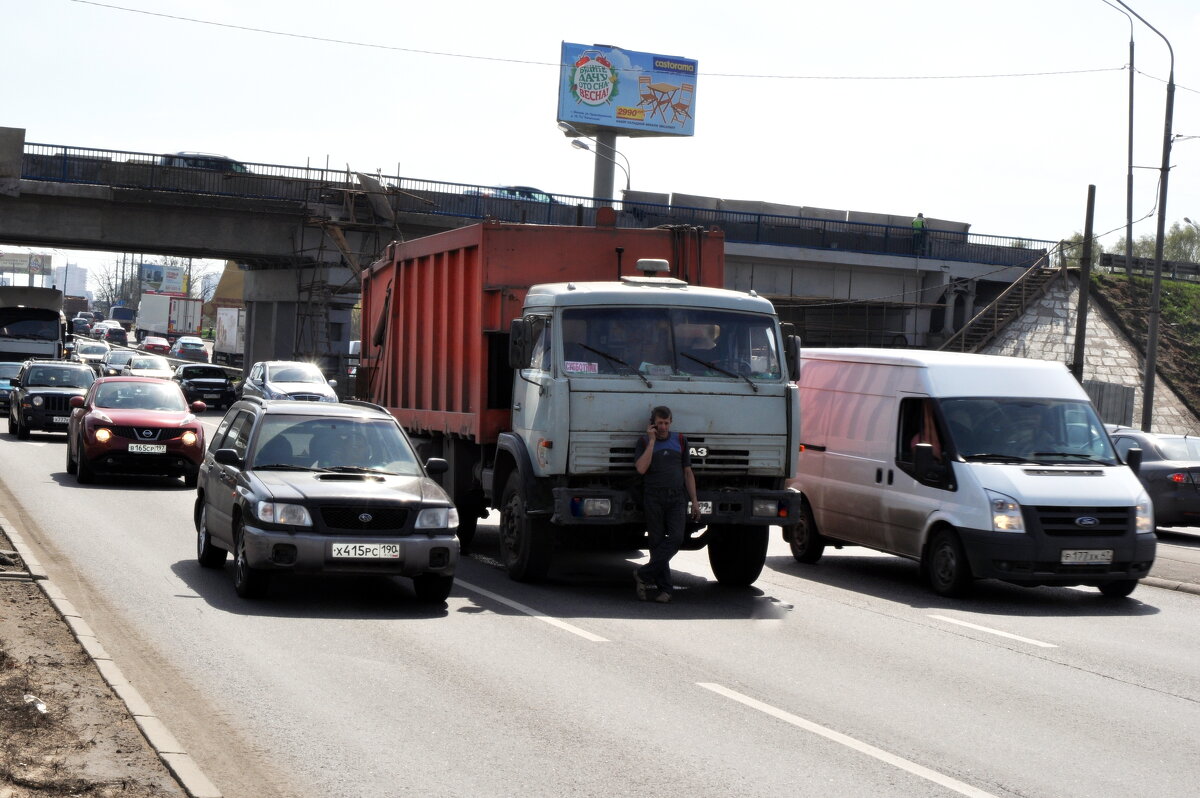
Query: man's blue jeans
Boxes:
[{"xmin": 638, "ymin": 488, "xmax": 687, "ymax": 592}]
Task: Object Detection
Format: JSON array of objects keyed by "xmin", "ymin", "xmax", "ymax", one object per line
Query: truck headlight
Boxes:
[
  {"xmin": 416, "ymin": 507, "xmax": 459, "ymax": 530},
  {"xmin": 985, "ymin": 489, "xmax": 1025, "ymax": 533},
  {"xmin": 753, "ymin": 498, "xmax": 787, "ymax": 518},
  {"xmin": 1135, "ymin": 491, "xmax": 1154, "ymax": 534},
  {"xmin": 570, "ymin": 497, "xmax": 612, "ymax": 517},
  {"xmin": 255, "ymin": 501, "xmax": 312, "ymax": 526}
]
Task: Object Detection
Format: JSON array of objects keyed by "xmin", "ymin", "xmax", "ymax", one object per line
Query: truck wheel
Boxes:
[
  {"xmin": 455, "ymin": 497, "xmax": 481, "ymax": 552},
  {"xmin": 925, "ymin": 529, "xmax": 973, "ymax": 597},
  {"xmin": 498, "ymin": 473, "xmax": 552, "ymax": 582},
  {"xmin": 707, "ymin": 524, "xmax": 768, "ymax": 586},
  {"xmin": 787, "ymin": 502, "xmax": 825, "ymax": 564},
  {"xmin": 412, "ymin": 573, "xmax": 454, "ymax": 603},
  {"xmin": 1098, "ymin": 579, "xmax": 1138, "ymax": 599}
]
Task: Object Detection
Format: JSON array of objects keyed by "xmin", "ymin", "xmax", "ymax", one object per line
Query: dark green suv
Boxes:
[
  {"xmin": 8, "ymin": 360, "xmax": 96, "ymax": 439},
  {"xmin": 193, "ymin": 397, "xmax": 460, "ymax": 601}
]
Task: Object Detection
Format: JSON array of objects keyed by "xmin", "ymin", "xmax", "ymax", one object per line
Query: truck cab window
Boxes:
[{"xmin": 528, "ymin": 316, "xmax": 551, "ymax": 371}]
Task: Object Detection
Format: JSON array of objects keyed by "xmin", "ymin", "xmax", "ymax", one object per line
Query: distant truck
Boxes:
[
  {"xmin": 213, "ymin": 306, "xmax": 245, "ymax": 367},
  {"xmin": 62, "ymin": 296, "xmax": 90, "ymax": 318},
  {"xmin": 134, "ymin": 293, "xmax": 201, "ymax": 344},
  {"xmin": 109, "ymin": 306, "xmax": 135, "ymax": 331},
  {"xmin": 360, "ymin": 220, "xmax": 801, "ymax": 585},
  {"xmin": 0, "ymin": 286, "xmax": 67, "ymax": 362}
]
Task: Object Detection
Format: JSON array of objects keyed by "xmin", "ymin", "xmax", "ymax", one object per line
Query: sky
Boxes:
[{"xmin": 3, "ymin": 0, "xmax": 1200, "ymax": 289}]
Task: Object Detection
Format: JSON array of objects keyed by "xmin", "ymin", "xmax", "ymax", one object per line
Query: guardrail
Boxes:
[{"xmin": 21, "ymin": 142, "xmax": 1053, "ymax": 269}]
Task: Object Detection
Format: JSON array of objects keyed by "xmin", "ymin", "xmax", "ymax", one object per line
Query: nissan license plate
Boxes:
[
  {"xmin": 52, "ymin": 416, "xmax": 69, "ymax": 424},
  {"xmin": 128, "ymin": 443, "xmax": 167, "ymax": 454},
  {"xmin": 1061, "ymin": 549, "xmax": 1113, "ymax": 564},
  {"xmin": 332, "ymin": 542, "xmax": 400, "ymax": 559}
]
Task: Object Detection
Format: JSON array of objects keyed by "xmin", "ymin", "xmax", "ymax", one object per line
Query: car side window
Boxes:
[
  {"xmin": 1112, "ymin": 437, "xmax": 1135, "ymax": 459},
  {"xmin": 226, "ymin": 413, "xmax": 255, "ymax": 459}
]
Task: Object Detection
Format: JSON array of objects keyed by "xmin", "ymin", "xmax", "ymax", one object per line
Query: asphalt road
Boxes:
[{"xmin": 2, "ymin": 419, "xmax": 1199, "ymax": 798}]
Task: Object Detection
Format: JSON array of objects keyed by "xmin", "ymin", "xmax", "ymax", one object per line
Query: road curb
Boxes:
[
  {"xmin": 0, "ymin": 515, "xmax": 223, "ymax": 798},
  {"xmin": 1141, "ymin": 575, "xmax": 1200, "ymax": 596}
]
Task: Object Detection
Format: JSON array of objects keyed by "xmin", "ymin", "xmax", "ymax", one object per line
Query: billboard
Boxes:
[
  {"xmin": 0, "ymin": 252, "xmax": 51, "ymax": 275},
  {"xmin": 557, "ymin": 43, "xmax": 697, "ymax": 138},
  {"xmin": 139, "ymin": 263, "xmax": 187, "ymax": 295}
]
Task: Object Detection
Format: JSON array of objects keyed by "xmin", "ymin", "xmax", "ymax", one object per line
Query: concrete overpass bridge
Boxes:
[{"xmin": 0, "ymin": 127, "xmax": 1056, "ymax": 368}]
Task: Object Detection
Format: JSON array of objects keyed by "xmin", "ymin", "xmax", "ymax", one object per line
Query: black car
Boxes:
[
  {"xmin": 103, "ymin": 326, "xmax": 129, "ymax": 346},
  {"xmin": 194, "ymin": 397, "xmax": 459, "ymax": 601},
  {"xmin": 173, "ymin": 364, "xmax": 237, "ymax": 409},
  {"xmin": 70, "ymin": 317, "xmax": 92, "ymax": 336},
  {"xmin": 7, "ymin": 359, "xmax": 97, "ymax": 439},
  {"xmin": 1109, "ymin": 426, "xmax": 1200, "ymax": 527},
  {"xmin": 97, "ymin": 349, "xmax": 135, "ymax": 377}
]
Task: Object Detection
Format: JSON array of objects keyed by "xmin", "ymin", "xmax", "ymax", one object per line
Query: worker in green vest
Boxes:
[{"xmin": 912, "ymin": 212, "xmax": 927, "ymax": 255}]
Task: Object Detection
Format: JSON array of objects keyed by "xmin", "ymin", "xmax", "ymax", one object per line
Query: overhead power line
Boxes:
[{"xmin": 70, "ymin": 0, "xmax": 1141, "ymax": 83}]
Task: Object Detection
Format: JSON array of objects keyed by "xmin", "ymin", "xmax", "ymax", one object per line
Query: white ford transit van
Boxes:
[{"xmin": 786, "ymin": 349, "xmax": 1156, "ymax": 598}]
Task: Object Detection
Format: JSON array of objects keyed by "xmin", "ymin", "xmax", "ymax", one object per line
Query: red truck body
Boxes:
[{"xmin": 359, "ymin": 220, "xmax": 725, "ymax": 444}]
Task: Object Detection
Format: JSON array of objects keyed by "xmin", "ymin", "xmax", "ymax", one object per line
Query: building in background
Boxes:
[{"xmin": 52, "ymin": 263, "xmax": 90, "ymax": 299}]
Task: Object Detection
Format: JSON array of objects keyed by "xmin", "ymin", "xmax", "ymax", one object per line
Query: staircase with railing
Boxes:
[{"xmin": 939, "ymin": 256, "xmax": 1066, "ymax": 353}]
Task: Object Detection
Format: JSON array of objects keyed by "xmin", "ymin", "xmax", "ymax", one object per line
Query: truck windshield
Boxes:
[
  {"xmin": 0, "ymin": 311, "xmax": 59, "ymax": 341},
  {"xmin": 940, "ymin": 397, "xmax": 1117, "ymax": 464},
  {"xmin": 560, "ymin": 307, "xmax": 781, "ymax": 380}
]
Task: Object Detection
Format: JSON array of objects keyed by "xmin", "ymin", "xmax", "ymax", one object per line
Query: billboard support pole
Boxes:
[{"xmin": 592, "ymin": 130, "xmax": 617, "ymax": 206}]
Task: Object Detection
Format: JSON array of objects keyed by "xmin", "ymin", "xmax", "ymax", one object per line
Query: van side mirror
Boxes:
[
  {"xmin": 214, "ymin": 448, "xmax": 243, "ymax": 467},
  {"xmin": 1124, "ymin": 446, "xmax": 1143, "ymax": 475},
  {"xmin": 509, "ymin": 318, "xmax": 533, "ymax": 369}
]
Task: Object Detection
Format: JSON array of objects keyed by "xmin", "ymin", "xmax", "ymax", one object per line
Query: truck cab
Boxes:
[{"xmin": 501, "ymin": 265, "xmax": 800, "ymax": 583}]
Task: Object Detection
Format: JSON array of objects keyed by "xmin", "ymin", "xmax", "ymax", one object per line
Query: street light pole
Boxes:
[
  {"xmin": 1114, "ymin": 1, "xmax": 1174, "ymax": 432},
  {"xmin": 570, "ymin": 139, "xmax": 631, "ymax": 193},
  {"xmin": 558, "ymin": 121, "xmax": 632, "ymax": 203}
]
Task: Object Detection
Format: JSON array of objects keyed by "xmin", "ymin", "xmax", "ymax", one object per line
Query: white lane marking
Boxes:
[
  {"xmin": 698, "ymin": 682, "xmax": 1002, "ymax": 798},
  {"xmin": 928, "ymin": 615, "xmax": 1057, "ymax": 648},
  {"xmin": 455, "ymin": 579, "xmax": 609, "ymax": 643}
]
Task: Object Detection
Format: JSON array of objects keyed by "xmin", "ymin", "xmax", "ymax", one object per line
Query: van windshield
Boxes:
[
  {"xmin": 940, "ymin": 397, "xmax": 1118, "ymax": 465},
  {"xmin": 559, "ymin": 307, "xmax": 781, "ymax": 381}
]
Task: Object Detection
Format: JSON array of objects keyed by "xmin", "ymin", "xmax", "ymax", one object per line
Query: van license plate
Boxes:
[
  {"xmin": 331, "ymin": 543, "xmax": 400, "ymax": 559},
  {"xmin": 1061, "ymin": 549, "xmax": 1113, "ymax": 564}
]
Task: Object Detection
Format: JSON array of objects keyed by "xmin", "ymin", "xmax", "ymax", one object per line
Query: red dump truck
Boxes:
[{"xmin": 360, "ymin": 218, "xmax": 800, "ymax": 584}]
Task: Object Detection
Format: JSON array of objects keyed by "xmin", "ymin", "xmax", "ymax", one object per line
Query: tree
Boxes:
[{"xmin": 1108, "ymin": 220, "xmax": 1200, "ymax": 266}]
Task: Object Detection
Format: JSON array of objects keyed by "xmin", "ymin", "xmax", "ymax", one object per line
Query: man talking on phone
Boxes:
[{"xmin": 633, "ymin": 405, "xmax": 700, "ymax": 603}]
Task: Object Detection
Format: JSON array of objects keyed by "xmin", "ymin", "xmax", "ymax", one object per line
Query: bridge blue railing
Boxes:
[{"xmin": 21, "ymin": 142, "xmax": 1052, "ymax": 269}]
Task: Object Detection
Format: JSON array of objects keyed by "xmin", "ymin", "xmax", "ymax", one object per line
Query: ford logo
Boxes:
[
  {"xmin": 358, "ymin": 513, "xmax": 373, "ymax": 524},
  {"xmin": 1075, "ymin": 516, "xmax": 1100, "ymax": 527}
]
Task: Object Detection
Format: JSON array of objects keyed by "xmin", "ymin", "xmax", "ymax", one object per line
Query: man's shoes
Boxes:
[
  {"xmin": 634, "ymin": 570, "xmax": 653, "ymax": 601},
  {"xmin": 654, "ymin": 591, "xmax": 672, "ymax": 603}
]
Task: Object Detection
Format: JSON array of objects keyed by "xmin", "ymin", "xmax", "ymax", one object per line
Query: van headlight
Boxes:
[
  {"xmin": 985, "ymin": 489, "xmax": 1025, "ymax": 533},
  {"xmin": 1135, "ymin": 491, "xmax": 1154, "ymax": 534},
  {"xmin": 415, "ymin": 507, "xmax": 459, "ymax": 530}
]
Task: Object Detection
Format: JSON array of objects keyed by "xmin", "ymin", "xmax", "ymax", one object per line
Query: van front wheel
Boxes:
[
  {"xmin": 787, "ymin": 503, "xmax": 825, "ymax": 564},
  {"xmin": 707, "ymin": 524, "xmax": 768, "ymax": 586},
  {"xmin": 925, "ymin": 529, "xmax": 973, "ymax": 597}
]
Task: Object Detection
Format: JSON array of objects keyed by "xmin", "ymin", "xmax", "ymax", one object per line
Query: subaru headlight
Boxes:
[
  {"xmin": 1134, "ymin": 490, "xmax": 1154, "ymax": 534},
  {"xmin": 415, "ymin": 506, "xmax": 459, "ymax": 530},
  {"xmin": 255, "ymin": 501, "xmax": 312, "ymax": 526},
  {"xmin": 985, "ymin": 489, "xmax": 1025, "ymax": 533}
]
